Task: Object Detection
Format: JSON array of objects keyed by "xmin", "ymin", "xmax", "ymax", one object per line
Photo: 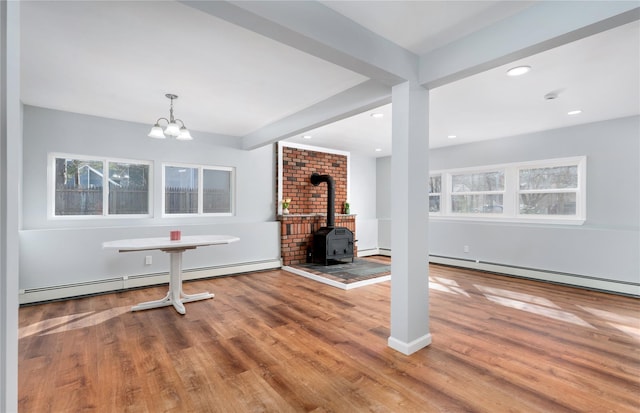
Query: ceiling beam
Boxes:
[
  {"xmin": 180, "ymin": 0, "xmax": 417, "ymax": 86},
  {"xmin": 420, "ymin": 2, "xmax": 640, "ymax": 89},
  {"xmin": 242, "ymin": 79, "xmax": 390, "ymax": 150}
]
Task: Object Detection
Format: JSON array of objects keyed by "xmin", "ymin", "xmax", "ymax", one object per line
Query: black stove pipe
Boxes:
[{"xmin": 310, "ymin": 172, "xmax": 335, "ymax": 228}]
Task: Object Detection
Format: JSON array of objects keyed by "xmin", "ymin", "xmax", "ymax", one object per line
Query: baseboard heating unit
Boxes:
[
  {"xmin": 19, "ymin": 259, "xmax": 281, "ymax": 305},
  {"xmin": 429, "ymin": 255, "xmax": 639, "ymax": 298}
]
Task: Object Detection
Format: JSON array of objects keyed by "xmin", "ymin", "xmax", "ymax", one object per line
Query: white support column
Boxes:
[
  {"xmin": 1, "ymin": 1, "xmax": 21, "ymax": 411},
  {"xmin": 388, "ymin": 81, "xmax": 431, "ymax": 355}
]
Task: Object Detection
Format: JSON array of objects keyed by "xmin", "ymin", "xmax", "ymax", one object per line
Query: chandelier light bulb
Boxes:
[
  {"xmin": 176, "ymin": 127, "xmax": 193, "ymax": 141},
  {"xmin": 164, "ymin": 122, "xmax": 181, "ymax": 137},
  {"xmin": 148, "ymin": 124, "xmax": 166, "ymax": 139}
]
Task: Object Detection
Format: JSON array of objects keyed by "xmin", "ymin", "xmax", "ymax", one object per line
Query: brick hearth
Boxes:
[{"xmin": 279, "ymin": 214, "xmax": 356, "ymax": 266}]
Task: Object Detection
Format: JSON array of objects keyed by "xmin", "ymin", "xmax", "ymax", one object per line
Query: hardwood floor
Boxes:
[{"xmin": 19, "ymin": 262, "xmax": 639, "ymax": 412}]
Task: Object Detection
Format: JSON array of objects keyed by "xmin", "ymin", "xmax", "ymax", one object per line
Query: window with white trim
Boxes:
[
  {"xmin": 51, "ymin": 154, "xmax": 151, "ymax": 217},
  {"xmin": 429, "ymin": 174, "xmax": 441, "ymax": 213},
  {"xmin": 163, "ymin": 163, "xmax": 234, "ymax": 215},
  {"xmin": 430, "ymin": 156, "xmax": 586, "ymax": 224}
]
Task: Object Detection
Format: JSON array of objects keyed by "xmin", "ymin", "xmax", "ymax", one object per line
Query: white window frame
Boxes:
[
  {"xmin": 430, "ymin": 156, "xmax": 586, "ymax": 225},
  {"xmin": 48, "ymin": 153, "xmax": 153, "ymax": 219},
  {"xmin": 161, "ymin": 162, "xmax": 235, "ymax": 217},
  {"xmin": 448, "ymin": 167, "xmax": 506, "ymax": 217}
]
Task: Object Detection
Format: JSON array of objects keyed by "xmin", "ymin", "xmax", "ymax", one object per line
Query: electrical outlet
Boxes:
[
  {"xmin": 145, "ymin": 255, "xmax": 152, "ymax": 265},
  {"xmin": 463, "ymin": 245, "xmax": 470, "ymax": 253}
]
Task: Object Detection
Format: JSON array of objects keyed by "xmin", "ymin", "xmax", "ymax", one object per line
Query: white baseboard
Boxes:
[
  {"xmin": 388, "ymin": 333, "xmax": 432, "ymax": 355},
  {"xmin": 357, "ymin": 248, "xmax": 391, "ymax": 257},
  {"xmin": 19, "ymin": 259, "xmax": 282, "ymax": 305},
  {"xmin": 357, "ymin": 248, "xmax": 379, "ymax": 257}
]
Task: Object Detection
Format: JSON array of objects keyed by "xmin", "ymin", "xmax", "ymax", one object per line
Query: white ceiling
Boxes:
[
  {"xmin": 20, "ymin": 1, "xmax": 640, "ymax": 158},
  {"xmin": 21, "ymin": 1, "xmax": 367, "ymax": 136},
  {"xmin": 288, "ymin": 19, "xmax": 640, "ymax": 156}
]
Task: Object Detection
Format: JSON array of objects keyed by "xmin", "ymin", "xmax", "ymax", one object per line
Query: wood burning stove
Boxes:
[{"xmin": 310, "ymin": 172, "xmax": 354, "ymax": 265}]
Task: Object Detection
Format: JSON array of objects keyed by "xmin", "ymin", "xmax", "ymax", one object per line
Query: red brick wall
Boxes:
[
  {"xmin": 280, "ymin": 146, "xmax": 348, "ymax": 216},
  {"xmin": 277, "ymin": 145, "xmax": 355, "ymax": 266}
]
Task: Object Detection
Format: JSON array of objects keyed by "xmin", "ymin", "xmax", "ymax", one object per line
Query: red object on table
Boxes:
[{"xmin": 170, "ymin": 230, "xmax": 181, "ymax": 240}]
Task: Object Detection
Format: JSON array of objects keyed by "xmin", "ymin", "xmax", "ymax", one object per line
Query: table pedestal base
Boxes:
[
  {"xmin": 131, "ymin": 249, "xmax": 213, "ymax": 315},
  {"xmin": 131, "ymin": 290, "xmax": 214, "ymax": 315}
]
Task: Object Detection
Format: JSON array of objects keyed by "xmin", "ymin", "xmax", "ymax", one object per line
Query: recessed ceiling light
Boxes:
[
  {"xmin": 507, "ymin": 65, "xmax": 531, "ymax": 77},
  {"xmin": 447, "ymin": 135, "xmax": 457, "ymax": 139},
  {"xmin": 302, "ymin": 135, "xmax": 312, "ymax": 139},
  {"xmin": 375, "ymin": 148, "xmax": 382, "ymax": 152},
  {"xmin": 567, "ymin": 110, "xmax": 582, "ymax": 115},
  {"xmin": 370, "ymin": 113, "xmax": 384, "ymax": 119}
]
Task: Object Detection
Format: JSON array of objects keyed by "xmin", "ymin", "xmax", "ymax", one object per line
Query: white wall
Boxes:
[
  {"xmin": 376, "ymin": 156, "xmax": 392, "ymax": 252},
  {"xmin": 20, "ymin": 106, "xmax": 280, "ymax": 298},
  {"xmin": 349, "ymin": 152, "xmax": 378, "ymax": 252},
  {"xmin": 22, "ymin": 106, "xmax": 276, "ymax": 229},
  {"xmin": 377, "ymin": 116, "xmax": 640, "ymax": 292}
]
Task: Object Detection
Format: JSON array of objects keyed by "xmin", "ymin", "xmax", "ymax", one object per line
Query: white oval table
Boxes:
[{"xmin": 103, "ymin": 235, "xmax": 240, "ymax": 314}]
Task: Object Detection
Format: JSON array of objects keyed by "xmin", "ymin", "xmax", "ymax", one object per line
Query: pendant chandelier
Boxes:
[{"xmin": 148, "ymin": 93, "xmax": 193, "ymax": 140}]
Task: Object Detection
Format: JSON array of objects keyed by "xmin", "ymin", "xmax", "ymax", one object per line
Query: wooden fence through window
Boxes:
[
  {"xmin": 55, "ymin": 186, "xmax": 230, "ymax": 215},
  {"xmin": 165, "ymin": 187, "xmax": 231, "ymax": 214},
  {"xmin": 55, "ymin": 185, "xmax": 148, "ymax": 215}
]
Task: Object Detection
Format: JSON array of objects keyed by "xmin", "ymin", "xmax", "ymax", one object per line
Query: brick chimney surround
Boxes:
[{"xmin": 278, "ymin": 145, "xmax": 356, "ymax": 266}]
